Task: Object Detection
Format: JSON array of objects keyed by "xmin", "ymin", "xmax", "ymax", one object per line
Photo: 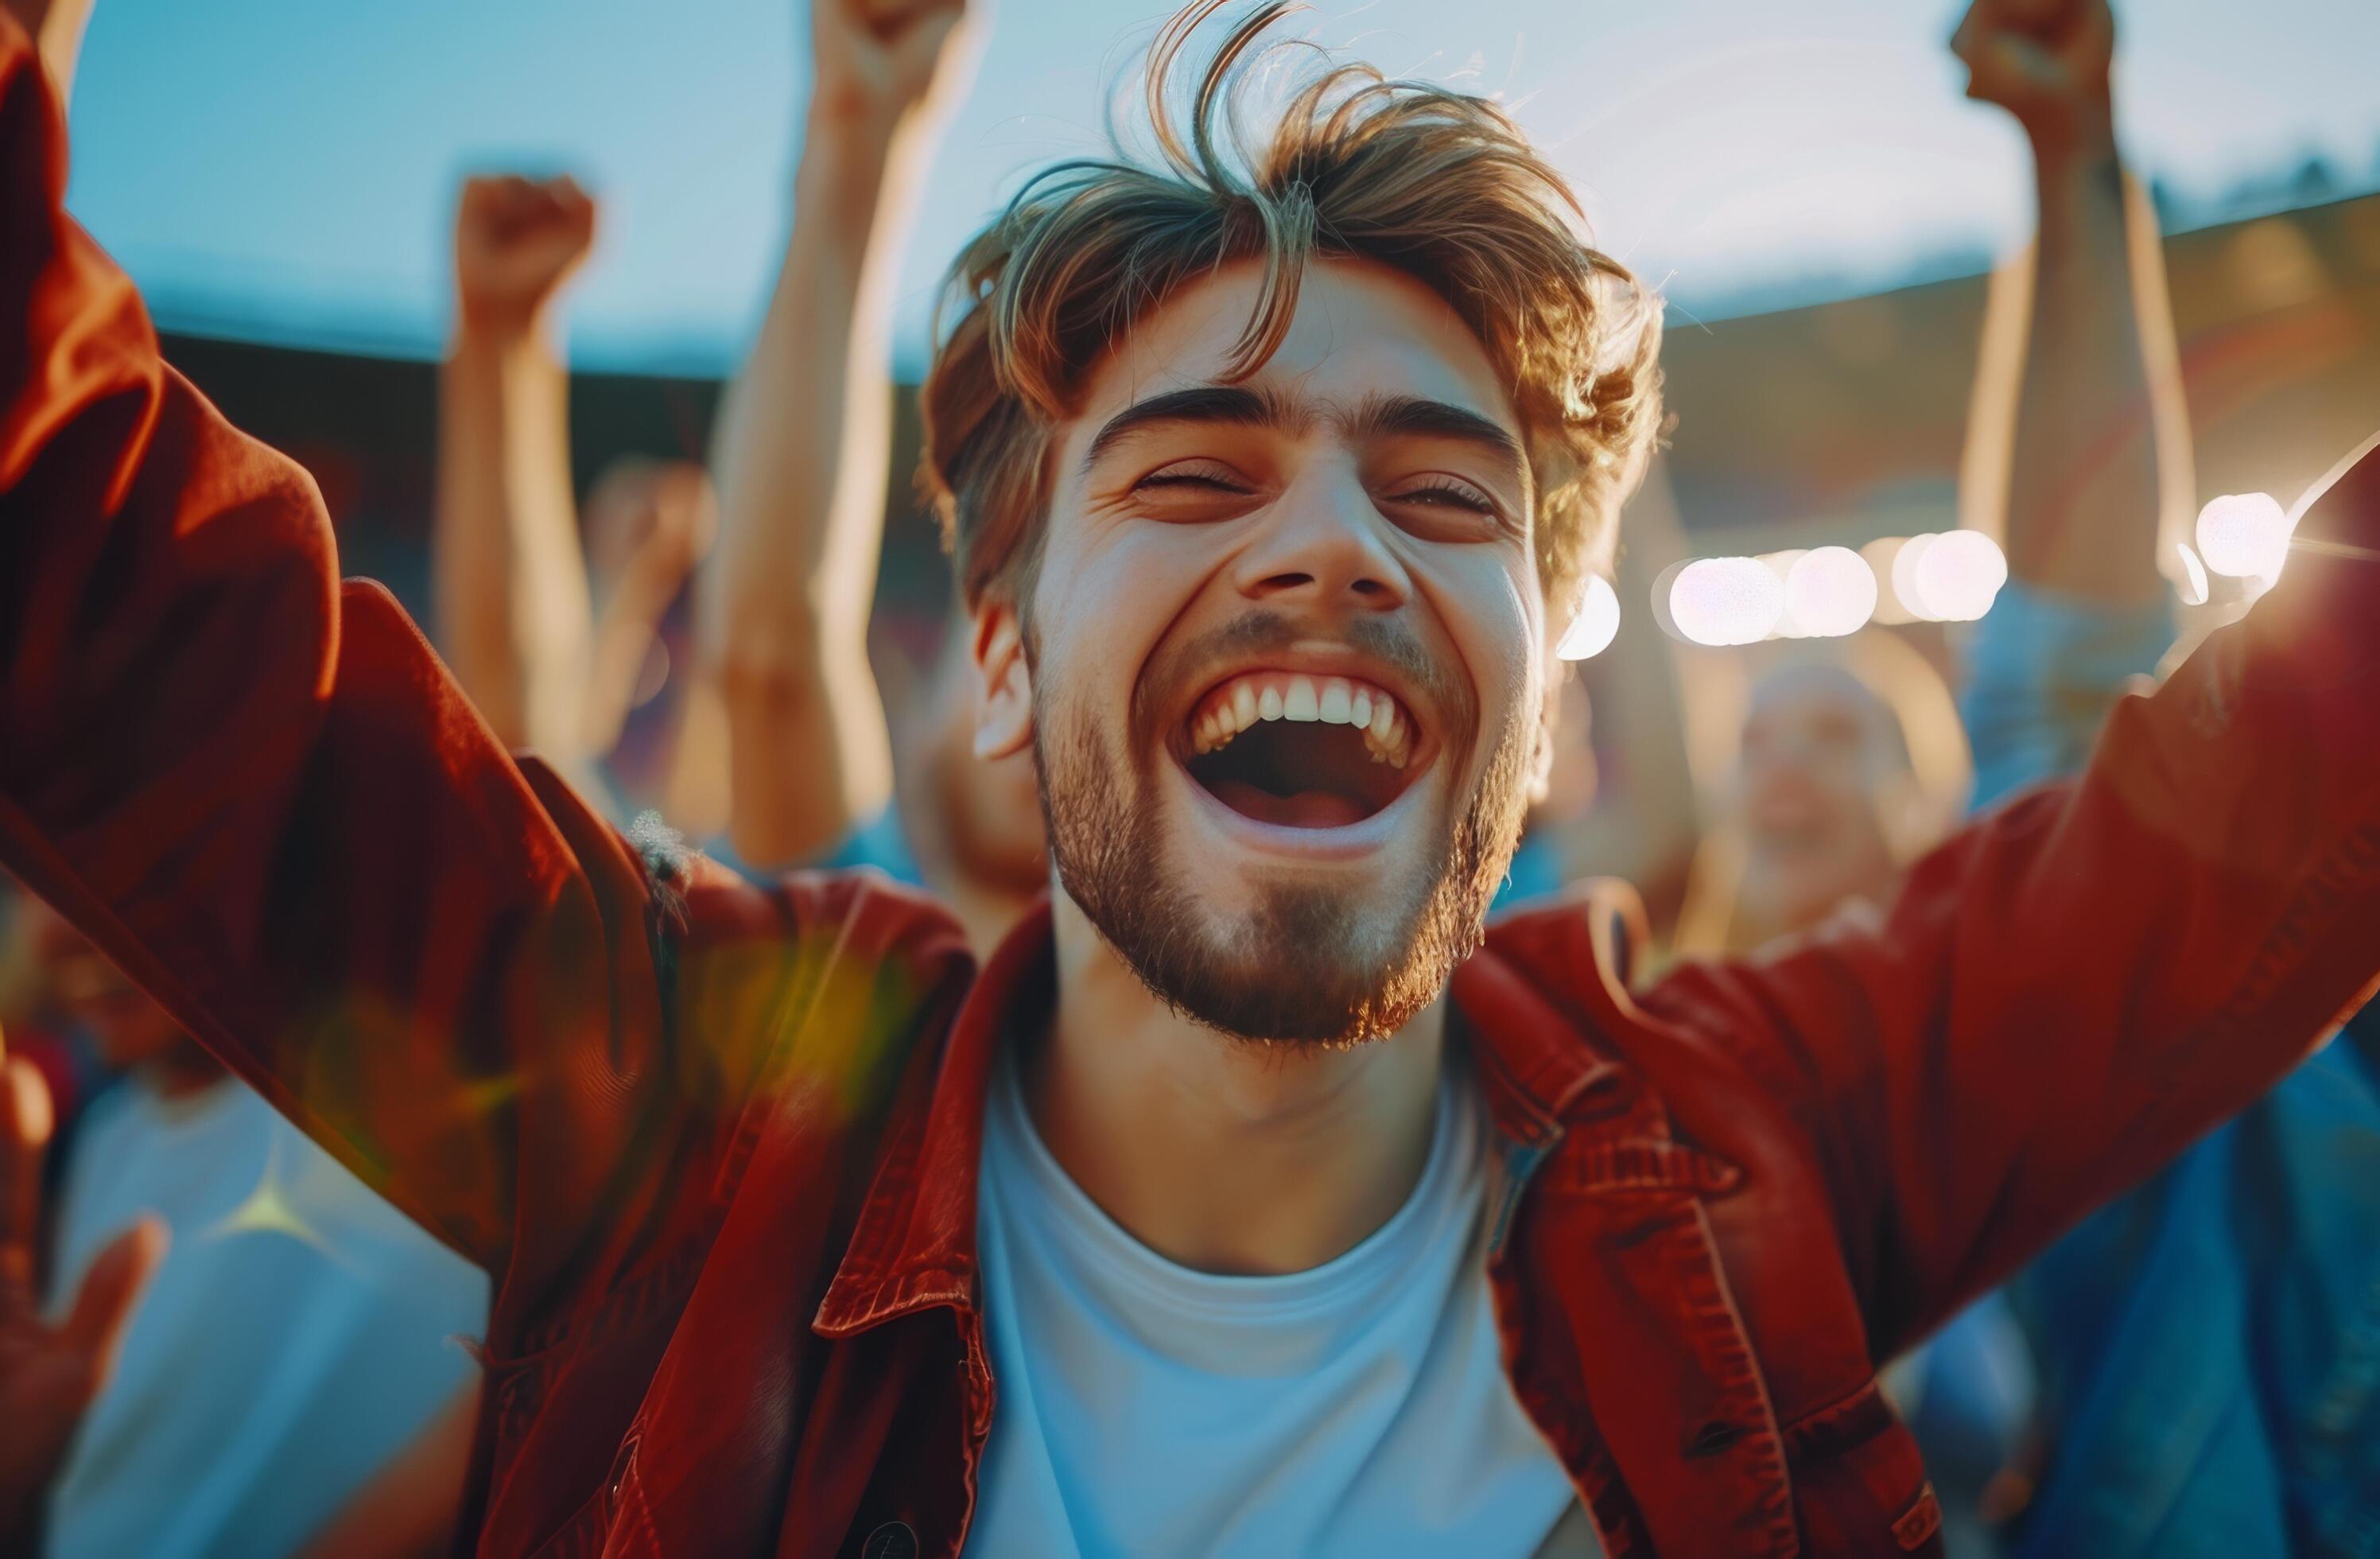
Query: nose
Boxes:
[{"xmin": 1229, "ymin": 465, "xmax": 1411, "ymax": 613}]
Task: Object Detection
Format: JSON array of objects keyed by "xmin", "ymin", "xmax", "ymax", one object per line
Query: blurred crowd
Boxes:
[{"xmin": 1, "ymin": 0, "xmax": 2375, "ymax": 1556}]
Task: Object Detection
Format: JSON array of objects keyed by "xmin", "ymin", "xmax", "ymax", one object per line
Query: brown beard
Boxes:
[{"xmin": 1031, "ymin": 612, "xmax": 1532, "ymax": 1047}]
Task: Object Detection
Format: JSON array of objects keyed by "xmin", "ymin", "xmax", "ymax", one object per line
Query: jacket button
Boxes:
[{"xmin": 862, "ymin": 1522, "xmax": 918, "ymax": 1559}]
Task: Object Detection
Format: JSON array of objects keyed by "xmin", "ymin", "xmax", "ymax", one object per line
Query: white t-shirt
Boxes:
[
  {"xmin": 45, "ymin": 1075, "xmax": 489, "ymax": 1559},
  {"xmin": 969, "ymin": 1051, "xmax": 1594, "ymax": 1557}
]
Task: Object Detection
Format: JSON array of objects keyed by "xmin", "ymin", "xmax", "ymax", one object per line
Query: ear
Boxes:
[{"xmin": 972, "ymin": 602, "xmax": 1034, "ymax": 760}]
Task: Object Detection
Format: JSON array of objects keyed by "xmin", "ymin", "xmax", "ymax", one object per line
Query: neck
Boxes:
[{"xmin": 1026, "ymin": 890, "xmax": 1446, "ymax": 1276}]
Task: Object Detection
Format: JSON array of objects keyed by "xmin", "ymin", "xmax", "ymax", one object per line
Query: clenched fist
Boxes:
[
  {"xmin": 810, "ymin": 0, "xmax": 974, "ymax": 139},
  {"xmin": 452, "ymin": 173, "xmax": 599, "ymax": 340},
  {"xmin": 1951, "ymin": 0, "xmax": 2116, "ymax": 155}
]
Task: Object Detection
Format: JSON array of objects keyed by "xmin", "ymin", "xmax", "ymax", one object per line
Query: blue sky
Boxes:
[{"xmin": 61, "ymin": 0, "xmax": 2380, "ymax": 373}]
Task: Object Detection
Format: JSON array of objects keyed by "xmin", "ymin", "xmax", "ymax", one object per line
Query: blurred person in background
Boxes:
[
  {"xmin": 437, "ymin": 170, "xmax": 722, "ymax": 821},
  {"xmin": 1945, "ymin": 1, "xmax": 2380, "ymax": 1552},
  {"xmin": 701, "ymin": 0, "xmax": 1045, "ymax": 953},
  {"xmin": 9, "ymin": 0, "xmax": 2380, "ymax": 1553},
  {"xmin": 1674, "ymin": 632, "xmax": 1974, "ymax": 958},
  {"xmin": 0, "ymin": 900, "xmax": 487, "ymax": 1557}
]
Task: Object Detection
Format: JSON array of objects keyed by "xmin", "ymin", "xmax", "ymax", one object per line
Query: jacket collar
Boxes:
[{"xmin": 813, "ymin": 885, "xmax": 1637, "ymax": 1337}]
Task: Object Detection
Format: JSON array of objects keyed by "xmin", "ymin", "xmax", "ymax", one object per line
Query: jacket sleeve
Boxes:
[
  {"xmin": 1643, "ymin": 431, "xmax": 2380, "ymax": 1363},
  {"xmin": 0, "ymin": 17, "xmax": 716, "ymax": 1324}
]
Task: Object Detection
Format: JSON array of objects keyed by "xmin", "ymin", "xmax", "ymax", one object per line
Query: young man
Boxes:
[{"xmin": 2, "ymin": 5, "xmax": 2378, "ymax": 1557}]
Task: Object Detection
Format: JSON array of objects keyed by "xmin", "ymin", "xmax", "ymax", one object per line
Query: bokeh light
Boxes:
[
  {"xmin": 1669, "ymin": 556, "xmax": 1785, "ymax": 646},
  {"xmin": 1889, "ymin": 534, "xmax": 1940, "ymax": 620},
  {"xmin": 1911, "ymin": 530, "xmax": 2008, "ymax": 622},
  {"xmin": 1783, "ymin": 546, "xmax": 1879, "ymax": 638},
  {"xmin": 2196, "ymin": 492, "xmax": 2290, "ymax": 581},
  {"xmin": 1556, "ymin": 574, "xmax": 1622, "ymax": 660}
]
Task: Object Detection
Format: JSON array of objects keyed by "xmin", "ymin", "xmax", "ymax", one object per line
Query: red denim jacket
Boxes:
[{"xmin": 6, "ymin": 27, "xmax": 2380, "ymax": 1557}]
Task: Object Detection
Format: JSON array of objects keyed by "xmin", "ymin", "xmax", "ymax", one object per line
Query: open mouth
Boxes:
[{"xmin": 1177, "ymin": 671, "xmax": 1427, "ymax": 830}]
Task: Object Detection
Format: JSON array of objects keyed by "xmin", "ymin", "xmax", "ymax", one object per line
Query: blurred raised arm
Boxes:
[
  {"xmin": 1954, "ymin": 0, "xmax": 2184, "ymax": 605},
  {"xmin": 1952, "ymin": 0, "xmax": 2194, "ymax": 806},
  {"xmin": 435, "ymin": 173, "xmax": 600, "ymax": 762},
  {"xmin": 700, "ymin": 0, "xmax": 973, "ymax": 869}
]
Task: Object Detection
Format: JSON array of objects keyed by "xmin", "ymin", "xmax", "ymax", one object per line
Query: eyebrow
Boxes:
[
  {"xmin": 1081, "ymin": 386, "xmax": 1294, "ymax": 469},
  {"xmin": 1079, "ymin": 385, "xmax": 1527, "ymax": 480},
  {"xmin": 1344, "ymin": 393, "xmax": 1528, "ymax": 476}
]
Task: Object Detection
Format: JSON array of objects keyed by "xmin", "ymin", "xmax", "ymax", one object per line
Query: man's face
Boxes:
[
  {"xmin": 979, "ymin": 259, "xmax": 1550, "ymax": 1045},
  {"xmin": 1735, "ymin": 665, "xmax": 1904, "ymax": 934}
]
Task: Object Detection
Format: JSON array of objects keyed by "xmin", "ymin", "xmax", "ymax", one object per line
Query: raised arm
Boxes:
[
  {"xmin": 0, "ymin": 17, "xmax": 721, "ymax": 1319},
  {"xmin": 1645, "ymin": 428, "xmax": 2380, "ymax": 1362},
  {"xmin": 1951, "ymin": 0, "xmax": 2192, "ymax": 806},
  {"xmin": 1954, "ymin": 0, "xmax": 2180, "ymax": 605},
  {"xmin": 434, "ymin": 174, "xmax": 601, "ymax": 764},
  {"xmin": 700, "ymin": 0, "xmax": 972, "ymax": 869}
]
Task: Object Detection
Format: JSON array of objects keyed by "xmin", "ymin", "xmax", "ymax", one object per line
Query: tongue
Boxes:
[{"xmin": 1210, "ymin": 779, "xmax": 1368, "ymax": 829}]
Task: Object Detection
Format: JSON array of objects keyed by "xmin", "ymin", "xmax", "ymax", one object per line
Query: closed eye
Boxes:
[
  {"xmin": 1134, "ymin": 460, "xmax": 1253, "ymax": 495},
  {"xmin": 1386, "ymin": 476, "xmax": 1497, "ymax": 513}
]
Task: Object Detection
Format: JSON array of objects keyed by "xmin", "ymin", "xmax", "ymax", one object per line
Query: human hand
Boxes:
[
  {"xmin": 809, "ymin": 0, "xmax": 975, "ymax": 142},
  {"xmin": 587, "ymin": 459, "xmax": 719, "ymax": 597},
  {"xmin": 0, "ymin": 1033, "xmax": 165, "ymax": 1546},
  {"xmin": 1951, "ymin": 0, "xmax": 2116, "ymax": 157},
  {"xmin": 452, "ymin": 174, "xmax": 599, "ymax": 340}
]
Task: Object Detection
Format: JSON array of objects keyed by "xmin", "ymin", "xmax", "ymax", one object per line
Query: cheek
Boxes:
[
  {"xmin": 1039, "ymin": 517, "xmax": 1225, "ymax": 677},
  {"xmin": 1416, "ymin": 547, "xmax": 1542, "ymax": 737}
]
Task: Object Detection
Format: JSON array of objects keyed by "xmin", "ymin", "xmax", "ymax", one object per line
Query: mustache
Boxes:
[{"xmin": 1130, "ymin": 609, "xmax": 1470, "ymax": 743}]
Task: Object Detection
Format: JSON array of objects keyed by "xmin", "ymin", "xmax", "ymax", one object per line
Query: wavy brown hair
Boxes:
[{"xmin": 918, "ymin": 0, "xmax": 1663, "ymax": 624}]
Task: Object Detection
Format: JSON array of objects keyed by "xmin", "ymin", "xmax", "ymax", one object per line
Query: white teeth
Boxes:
[{"xmin": 1189, "ymin": 672, "xmax": 1419, "ymax": 768}]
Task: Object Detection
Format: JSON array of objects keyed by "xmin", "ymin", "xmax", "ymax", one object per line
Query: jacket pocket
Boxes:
[{"xmin": 1783, "ymin": 1379, "xmax": 1943, "ymax": 1556}]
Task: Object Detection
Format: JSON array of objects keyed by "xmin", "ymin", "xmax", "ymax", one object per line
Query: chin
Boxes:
[{"xmin": 1044, "ymin": 733, "xmax": 1516, "ymax": 1051}]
